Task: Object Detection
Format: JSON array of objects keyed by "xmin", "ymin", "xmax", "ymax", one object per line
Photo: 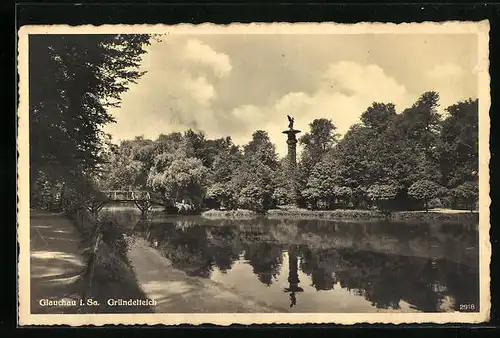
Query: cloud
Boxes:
[
  {"xmin": 105, "ymin": 38, "xmax": 231, "ymax": 140},
  {"xmin": 424, "ymin": 63, "xmax": 472, "ymax": 111},
  {"xmin": 180, "ymin": 72, "xmax": 217, "ymax": 107},
  {"xmin": 425, "ymin": 62, "xmax": 464, "ymax": 80},
  {"xmin": 226, "ymin": 61, "xmax": 413, "ymax": 156},
  {"xmin": 183, "ymin": 39, "xmax": 232, "ymax": 77},
  {"xmin": 322, "ymin": 62, "xmax": 408, "ymax": 104}
]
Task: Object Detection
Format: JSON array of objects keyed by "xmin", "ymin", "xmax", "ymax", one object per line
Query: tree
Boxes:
[
  {"xmin": 202, "ymin": 136, "xmax": 237, "ymax": 169},
  {"xmin": 360, "ymin": 102, "xmax": 397, "ymax": 132},
  {"xmin": 400, "ymin": 91, "xmax": 441, "ymax": 153},
  {"xmin": 183, "ymin": 129, "xmax": 209, "ymax": 164},
  {"xmin": 243, "ymin": 130, "xmax": 279, "ymax": 170},
  {"xmin": 439, "ymin": 99, "xmax": 478, "ymax": 187},
  {"xmin": 29, "ymin": 34, "xmax": 152, "ymax": 203},
  {"xmin": 298, "ymin": 119, "xmax": 338, "ymax": 194},
  {"xmin": 366, "ymin": 184, "xmax": 399, "ymax": 213},
  {"xmin": 327, "ymin": 125, "xmax": 376, "ymax": 207},
  {"xmin": 148, "ymin": 157, "xmax": 209, "ymax": 210},
  {"xmin": 451, "ymin": 181, "xmax": 478, "ymax": 212},
  {"xmin": 231, "ymin": 159, "xmax": 276, "ymax": 211},
  {"xmin": 205, "ymin": 139, "xmax": 242, "ymax": 209},
  {"xmin": 99, "ymin": 137, "xmax": 154, "ymax": 190},
  {"xmin": 330, "ymin": 186, "xmax": 353, "ymax": 208},
  {"xmin": 230, "ymin": 131, "xmax": 279, "ymax": 211},
  {"xmin": 397, "ymin": 91, "xmax": 442, "ymax": 182},
  {"xmin": 408, "ymin": 180, "xmax": 446, "ymax": 212},
  {"xmin": 304, "ymin": 153, "xmax": 345, "ymax": 209},
  {"xmin": 301, "ymin": 187, "xmax": 322, "ymax": 210},
  {"xmin": 206, "ymin": 182, "xmax": 235, "ymax": 210},
  {"xmin": 237, "ymin": 184, "xmax": 268, "ymax": 213},
  {"xmin": 272, "ymin": 157, "xmax": 296, "ymax": 206},
  {"xmin": 272, "ymin": 187, "xmax": 293, "ymax": 206},
  {"xmin": 300, "ymin": 118, "xmax": 338, "ymax": 155},
  {"xmin": 208, "ymin": 137, "xmax": 242, "ymax": 184}
]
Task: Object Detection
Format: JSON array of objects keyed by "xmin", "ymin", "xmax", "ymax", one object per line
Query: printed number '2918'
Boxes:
[{"xmin": 459, "ymin": 304, "xmax": 476, "ymax": 311}]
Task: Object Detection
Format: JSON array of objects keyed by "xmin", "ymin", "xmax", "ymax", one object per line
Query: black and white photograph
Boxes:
[{"xmin": 17, "ymin": 22, "xmax": 490, "ymax": 325}]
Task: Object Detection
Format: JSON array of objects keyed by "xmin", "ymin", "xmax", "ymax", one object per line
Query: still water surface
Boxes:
[{"xmin": 105, "ymin": 207, "xmax": 479, "ymax": 313}]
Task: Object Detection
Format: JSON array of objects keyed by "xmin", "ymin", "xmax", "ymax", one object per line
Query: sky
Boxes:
[{"xmin": 104, "ymin": 33, "xmax": 479, "ymax": 156}]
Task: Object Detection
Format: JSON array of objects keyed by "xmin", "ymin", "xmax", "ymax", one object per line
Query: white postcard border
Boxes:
[{"xmin": 17, "ymin": 21, "xmax": 491, "ymax": 326}]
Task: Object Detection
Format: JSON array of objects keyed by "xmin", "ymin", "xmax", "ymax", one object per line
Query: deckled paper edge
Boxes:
[{"xmin": 17, "ymin": 20, "xmax": 491, "ymax": 326}]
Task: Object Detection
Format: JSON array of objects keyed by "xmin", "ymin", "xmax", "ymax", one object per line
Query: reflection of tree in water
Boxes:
[
  {"xmin": 206, "ymin": 226, "xmax": 242, "ymax": 273},
  {"xmin": 432, "ymin": 260, "xmax": 479, "ymax": 311},
  {"xmin": 211, "ymin": 246, "xmax": 240, "ymax": 273},
  {"xmin": 295, "ymin": 244, "xmax": 477, "ymax": 312},
  {"xmin": 243, "ymin": 242, "xmax": 283, "ymax": 286},
  {"xmin": 145, "ymin": 222, "xmax": 177, "ymax": 247},
  {"xmin": 334, "ymin": 250, "xmax": 457, "ymax": 311},
  {"xmin": 159, "ymin": 225, "xmax": 214, "ymax": 278},
  {"xmin": 146, "ymin": 222, "xmax": 243, "ymax": 277},
  {"xmin": 299, "ymin": 247, "xmax": 337, "ymax": 291}
]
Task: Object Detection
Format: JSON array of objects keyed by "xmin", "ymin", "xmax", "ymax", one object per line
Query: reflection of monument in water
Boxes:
[
  {"xmin": 284, "ymin": 245, "xmax": 303, "ymax": 307},
  {"xmin": 282, "ymin": 115, "xmax": 301, "ymax": 204}
]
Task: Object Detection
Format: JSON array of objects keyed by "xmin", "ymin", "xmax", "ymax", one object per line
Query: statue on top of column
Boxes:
[{"xmin": 287, "ymin": 115, "xmax": 294, "ymax": 130}]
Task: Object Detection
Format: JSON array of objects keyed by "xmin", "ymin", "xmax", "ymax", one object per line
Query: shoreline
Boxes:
[
  {"xmin": 100, "ymin": 205, "xmax": 479, "ymax": 224},
  {"xmin": 200, "ymin": 208, "xmax": 479, "ymax": 223}
]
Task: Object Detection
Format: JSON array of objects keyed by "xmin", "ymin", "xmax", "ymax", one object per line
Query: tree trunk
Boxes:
[{"xmin": 59, "ymin": 182, "xmax": 66, "ymax": 212}]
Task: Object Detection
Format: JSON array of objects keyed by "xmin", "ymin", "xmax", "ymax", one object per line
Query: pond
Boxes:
[{"xmin": 103, "ymin": 207, "xmax": 479, "ymax": 313}]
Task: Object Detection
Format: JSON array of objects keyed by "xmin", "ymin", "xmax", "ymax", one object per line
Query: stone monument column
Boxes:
[{"xmin": 282, "ymin": 115, "xmax": 301, "ymax": 203}]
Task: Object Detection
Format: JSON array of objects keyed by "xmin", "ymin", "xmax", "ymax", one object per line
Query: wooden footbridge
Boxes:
[{"xmin": 86, "ymin": 190, "xmax": 168, "ymax": 216}]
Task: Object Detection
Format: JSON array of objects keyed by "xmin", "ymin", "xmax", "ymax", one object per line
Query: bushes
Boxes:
[
  {"xmin": 366, "ymin": 184, "xmax": 399, "ymax": 213},
  {"xmin": 451, "ymin": 181, "xmax": 479, "ymax": 211},
  {"xmin": 408, "ymin": 180, "xmax": 447, "ymax": 212},
  {"xmin": 301, "ymin": 187, "xmax": 322, "ymax": 210},
  {"xmin": 300, "ymin": 185, "xmax": 353, "ymax": 210},
  {"xmin": 237, "ymin": 185, "xmax": 273, "ymax": 213},
  {"xmin": 93, "ymin": 243, "xmax": 130, "ymax": 282},
  {"xmin": 206, "ymin": 182, "xmax": 236, "ymax": 210},
  {"xmin": 201, "ymin": 209, "xmax": 260, "ymax": 219},
  {"xmin": 272, "ymin": 187, "xmax": 294, "ymax": 206},
  {"xmin": 98, "ymin": 215, "xmax": 130, "ymax": 260},
  {"xmin": 266, "ymin": 208, "xmax": 384, "ymax": 220}
]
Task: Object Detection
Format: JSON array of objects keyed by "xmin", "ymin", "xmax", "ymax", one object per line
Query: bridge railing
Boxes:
[{"xmin": 101, "ymin": 190, "xmax": 156, "ymax": 201}]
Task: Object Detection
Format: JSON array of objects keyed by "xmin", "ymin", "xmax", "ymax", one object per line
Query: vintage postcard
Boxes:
[{"xmin": 17, "ymin": 21, "xmax": 491, "ymax": 326}]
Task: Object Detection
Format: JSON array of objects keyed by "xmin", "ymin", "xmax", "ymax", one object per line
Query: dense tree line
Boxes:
[
  {"xmin": 300, "ymin": 93, "xmax": 478, "ymax": 212},
  {"xmin": 97, "ymin": 91, "xmax": 479, "ymax": 213}
]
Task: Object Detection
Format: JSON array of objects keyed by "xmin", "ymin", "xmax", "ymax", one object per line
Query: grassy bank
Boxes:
[
  {"xmin": 201, "ymin": 208, "xmax": 479, "ymax": 223},
  {"xmin": 201, "ymin": 208, "xmax": 264, "ymax": 219},
  {"xmin": 390, "ymin": 210, "xmax": 478, "ymax": 223},
  {"xmin": 82, "ymin": 237, "xmax": 153, "ymax": 313},
  {"xmin": 69, "ymin": 210, "xmax": 153, "ymax": 313}
]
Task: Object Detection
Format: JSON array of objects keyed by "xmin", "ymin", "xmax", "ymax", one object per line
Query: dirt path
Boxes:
[
  {"xmin": 128, "ymin": 238, "xmax": 282, "ymax": 313},
  {"xmin": 30, "ymin": 211, "xmax": 86, "ymax": 314}
]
